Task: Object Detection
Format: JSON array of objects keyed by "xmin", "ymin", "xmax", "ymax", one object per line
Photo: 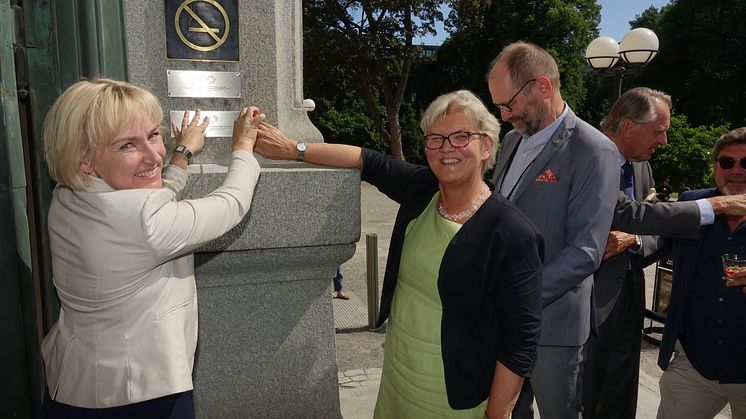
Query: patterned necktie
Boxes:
[{"xmin": 622, "ymin": 162, "xmax": 635, "ymax": 199}]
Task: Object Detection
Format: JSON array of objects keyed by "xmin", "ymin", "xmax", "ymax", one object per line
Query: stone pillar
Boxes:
[{"xmin": 122, "ymin": 1, "xmax": 358, "ymax": 417}]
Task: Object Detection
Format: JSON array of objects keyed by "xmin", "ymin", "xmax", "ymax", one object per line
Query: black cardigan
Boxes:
[{"xmin": 361, "ymin": 149, "xmax": 544, "ymax": 409}]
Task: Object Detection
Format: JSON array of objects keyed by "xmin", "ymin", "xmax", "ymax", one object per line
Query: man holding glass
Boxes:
[
  {"xmin": 653, "ymin": 127, "xmax": 746, "ymax": 418},
  {"xmin": 588, "ymin": 90, "xmax": 746, "ymax": 418}
]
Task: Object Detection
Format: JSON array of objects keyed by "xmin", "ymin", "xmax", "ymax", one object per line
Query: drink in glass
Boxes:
[{"xmin": 721, "ymin": 253, "xmax": 746, "ymax": 280}]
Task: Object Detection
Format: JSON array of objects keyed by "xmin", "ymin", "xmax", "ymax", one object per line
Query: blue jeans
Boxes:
[{"xmin": 333, "ymin": 267, "xmax": 343, "ymax": 292}]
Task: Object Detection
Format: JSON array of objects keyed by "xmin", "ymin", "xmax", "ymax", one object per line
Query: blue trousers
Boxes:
[
  {"xmin": 333, "ymin": 267, "xmax": 344, "ymax": 292},
  {"xmin": 42, "ymin": 390, "xmax": 195, "ymax": 419}
]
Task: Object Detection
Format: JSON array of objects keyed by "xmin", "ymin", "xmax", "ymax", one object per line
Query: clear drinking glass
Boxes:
[{"xmin": 721, "ymin": 253, "xmax": 746, "ymax": 280}]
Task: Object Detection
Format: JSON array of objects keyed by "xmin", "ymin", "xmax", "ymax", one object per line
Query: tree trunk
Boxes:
[{"xmin": 387, "ymin": 112, "xmax": 404, "ymax": 160}]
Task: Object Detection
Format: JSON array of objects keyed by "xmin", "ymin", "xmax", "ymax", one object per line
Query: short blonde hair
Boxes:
[
  {"xmin": 420, "ymin": 90, "xmax": 501, "ymax": 173},
  {"xmin": 43, "ymin": 78, "xmax": 163, "ymax": 190}
]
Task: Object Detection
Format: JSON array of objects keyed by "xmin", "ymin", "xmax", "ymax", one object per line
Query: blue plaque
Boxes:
[{"xmin": 165, "ymin": 0, "xmax": 239, "ymax": 61}]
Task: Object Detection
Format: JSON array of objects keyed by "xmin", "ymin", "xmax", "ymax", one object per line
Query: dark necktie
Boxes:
[{"xmin": 622, "ymin": 162, "xmax": 635, "ymax": 199}]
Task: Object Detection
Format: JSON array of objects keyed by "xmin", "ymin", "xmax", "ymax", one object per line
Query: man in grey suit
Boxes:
[
  {"xmin": 583, "ymin": 87, "xmax": 679, "ymax": 419},
  {"xmin": 488, "ymin": 41, "xmax": 620, "ymax": 419}
]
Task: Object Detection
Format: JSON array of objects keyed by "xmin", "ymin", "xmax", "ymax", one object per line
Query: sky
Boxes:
[
  {"xmin": 413, "ymin": 0, "xmax": 672, "ymax": 45},
  {"xmin": 597, "ymin": 0, "xmax": 671, "ymax": 42}
]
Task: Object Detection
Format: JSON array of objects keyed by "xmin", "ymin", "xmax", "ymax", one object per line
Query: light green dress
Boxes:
[{"xmin": 373, "ymin": 194, "xmax": 489, "ymax": 418}]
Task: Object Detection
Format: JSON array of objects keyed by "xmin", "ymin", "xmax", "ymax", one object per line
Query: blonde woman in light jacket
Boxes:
[{"xmin": 40, "ymin": 79, "xmax": 262, "ymax": 418}]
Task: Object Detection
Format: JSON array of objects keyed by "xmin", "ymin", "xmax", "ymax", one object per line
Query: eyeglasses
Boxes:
[
  {"xmin": 423, "ymin": 131, "xmax": 486, "ymax": 150},
  {"xmin": 717, "ymin": 156, "xmax": 746, "ymax": 170},
  {"xmin": 495, "ymin": 79, "xmax": 537, "ymax": 112}
]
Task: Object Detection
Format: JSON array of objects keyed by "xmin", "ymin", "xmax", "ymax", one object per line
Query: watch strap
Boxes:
[
  {"xmin": 296, "ymin": 141, "xmax": 306, "ymax": 162},
  {"xmin": 173, "ymin": 145, "xmax": 193, "ymax": 160}
]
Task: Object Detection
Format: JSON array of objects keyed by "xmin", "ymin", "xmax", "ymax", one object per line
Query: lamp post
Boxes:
[
  {"xmin": 587, "ymin": 28, "xmax": 666, "ymax": 344},
  {"xmin": 585, "ymin": 28, "xmax": 659, "ymax": 100}
]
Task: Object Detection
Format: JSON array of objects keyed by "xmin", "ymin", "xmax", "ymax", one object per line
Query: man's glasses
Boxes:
[
  {"xmin": 495, "ymin": 79, "xmax": 537, "ymax": 112},
  {"xmin": 717, "ymin": 156, "xmax": 746, "ymax": 170},
  {"xmin": 423, "ymin": 131, "xmax": 486, "ymax": 150}
]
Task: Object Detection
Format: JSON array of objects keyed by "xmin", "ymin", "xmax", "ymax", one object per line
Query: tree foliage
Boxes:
[
  {"xmin": 628, "ymin": 5, "xmax": 664, "ymax": 30},
  {"xmin": 412, "ymin": 0, "xmax": 601, "ymax": 122},
  {"xmin": 649, "ymin": 114, "xmax": 730, "ymax": 190},
  {"xmin": 303, "ymin": 0, "xmax": 745, "ymax": 178},
  {"xmin": 630, "ymin": 0, "xmax": 746, "ymax": 128},
  {"xmin": 303, "ymin": 0, "xmax": 448, "ymax": 160}
]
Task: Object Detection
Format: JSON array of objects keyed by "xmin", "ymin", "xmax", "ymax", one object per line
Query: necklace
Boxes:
[{"xmin": 437, "ymin": 183, "xmax": 490, "ymax": 222}]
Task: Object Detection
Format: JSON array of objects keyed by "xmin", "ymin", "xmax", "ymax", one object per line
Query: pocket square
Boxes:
[{"xmin": 536, "ymin": 169, "xmax": 558, "ymax": 183}]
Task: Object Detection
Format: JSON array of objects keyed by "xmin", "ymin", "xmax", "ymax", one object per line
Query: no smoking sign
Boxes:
[{"xmin": 165, "ymin": 0, "xmax": 238, "ymax": 61}]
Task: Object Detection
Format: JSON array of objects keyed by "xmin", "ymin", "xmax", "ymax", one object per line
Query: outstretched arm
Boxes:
[
  {"xmin": 144, "ymin": 107, "xmax": 263, "ymax": 259},
  {"xmin": 255, "ymin": 121, "xmax": 363, "ymax": 169},
  {"xmin": 612, "ymin": 192, "xmax": 701, "ymax": 237},
  {"xmin": 613, "ymin": 192, "xmax": 746, "ymax": 237},
  {"xmin": 708, "ymin": 194, "xmax": 746, "ymax": 216}
]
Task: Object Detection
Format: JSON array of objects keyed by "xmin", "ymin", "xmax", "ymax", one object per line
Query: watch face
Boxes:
[
  {"xmin": 175, "ymin": 145, "xmax": 192, "ymax": 159},
  {"xmin": 297, "ymin": 142, "xmax": 307, "ymax": 152}
]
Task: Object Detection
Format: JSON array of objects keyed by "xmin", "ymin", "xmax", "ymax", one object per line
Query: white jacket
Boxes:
[{"xmin": 42, "ymin": 150, "xmax": 260, "ymax": 408}]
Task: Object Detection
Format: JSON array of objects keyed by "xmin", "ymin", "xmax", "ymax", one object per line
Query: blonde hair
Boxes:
[
  {"xmin": 43, "ymin": 78, "xmax": 163, "ymax": 190},
  {"xmin": 420, "ymin": 90, "xmax": 501, "ymax": 173}
]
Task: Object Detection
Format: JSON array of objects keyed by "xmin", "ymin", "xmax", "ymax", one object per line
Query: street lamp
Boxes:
[
  {"xmin": 585, "ymin": 28, "xmax": 659, "ymax": 99},
  {"xmin": 587, "ymin": 28, "xmax": 665, "ymax": 345}
]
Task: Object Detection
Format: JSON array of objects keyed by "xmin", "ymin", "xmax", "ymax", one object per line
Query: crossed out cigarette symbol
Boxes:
[{"xmin": 174, "ymin": 0, "xmax": 230, "ymax": 52}]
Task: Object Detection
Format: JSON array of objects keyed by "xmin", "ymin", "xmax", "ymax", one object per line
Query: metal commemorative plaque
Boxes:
[
  {"xmin": 170, "ymin": 110, "xmax": 239, "ymax": 138},
  {"xmin": 167, "ymin": 70, "xmax": 241, "ymax": 98}
]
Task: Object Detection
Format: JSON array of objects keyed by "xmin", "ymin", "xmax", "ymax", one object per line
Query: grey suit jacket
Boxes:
[
  {"xmin": 595, "ymin": 163, "xmax": 702, "ymax": 325},
  {"xmin": 595, "ymin": 161, "xmax": 660, "ymax": 325},
  {"xmin": 492, "ymin": 107, "xmax": 619, "ymax": 346}
]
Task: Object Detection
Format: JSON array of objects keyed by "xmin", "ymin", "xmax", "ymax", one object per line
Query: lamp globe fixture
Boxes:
[
  {"xmin": 585, "ymin": 36, "xmax": 620, "ymax": 70},
  {"xmin": 619, "ymin": 27, "xmax": 659, "ymax": 66}
]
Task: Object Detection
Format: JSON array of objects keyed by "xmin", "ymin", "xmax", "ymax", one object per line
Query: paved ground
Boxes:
[{"xmin": 334, "ymin": 182, "xmax": 732, "ymax": 418}]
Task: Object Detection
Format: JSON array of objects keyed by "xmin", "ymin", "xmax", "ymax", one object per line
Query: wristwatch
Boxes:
[
  {"xmin": 633, "ymin": 235, "xmax": 642, "ymax": 249},
  {"xmin": 173, "ymin": 145, "xmax": 193, "ymax": 161},
  {"xmin": 296, "ymin": 140, "xmax": 307, "ymax": 162}
]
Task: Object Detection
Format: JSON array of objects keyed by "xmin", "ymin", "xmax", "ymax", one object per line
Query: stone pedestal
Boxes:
[
  {"xmin": 188, "ymin": 167, "xmax": 359, "ymax": 418},
  {"xmin": 122, "ymin": 1, "xmax": 359, "ymax": 417}
]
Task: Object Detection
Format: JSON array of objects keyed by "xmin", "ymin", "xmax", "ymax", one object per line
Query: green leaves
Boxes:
[
  {"xmin": 632, "ymin": 0, "xmax": 746, "ymax": 129},
  {"xmin": 412, "ymin": 0, "xmax": 602, "ymax": 120},
  {"xmin": 649, "ymin": 114, "xmax": 730, "ymax": 190},
  {"xmin": 304, "ymin": 0, "xmax": 447, "ymax": 160}
]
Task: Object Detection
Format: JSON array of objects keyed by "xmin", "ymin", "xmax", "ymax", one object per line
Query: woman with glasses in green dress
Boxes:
[{"xmin": 256, "ymin": 90, "xmax": 543, "ymax": 418}]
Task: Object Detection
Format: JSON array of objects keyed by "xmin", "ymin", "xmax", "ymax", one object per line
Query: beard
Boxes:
[
  {"xmin": 721, "ymin": 174, "xmax": 746, "ymax": 195},
  {"xmin": 512, "ymin": 98, "xmax": 551, "ymax": 136}
]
